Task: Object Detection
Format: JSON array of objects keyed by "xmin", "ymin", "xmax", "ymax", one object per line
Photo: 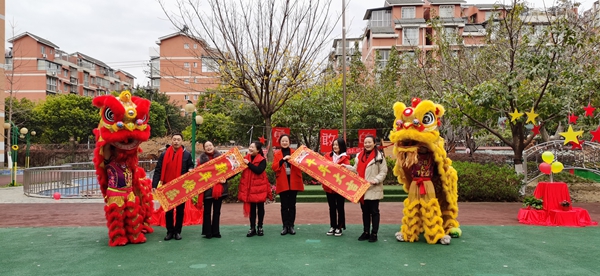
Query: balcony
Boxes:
[{"xmin": 70, "ymin": 78, "xmax": 78, "ymax": 85}]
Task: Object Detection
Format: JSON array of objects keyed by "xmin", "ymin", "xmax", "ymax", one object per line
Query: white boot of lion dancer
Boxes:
[
  {"xmin": 390, "ymin": 98, "xmax": 460, "ymax": 245},
  {"xmin": 92, "ymin": 91, "xmax": 153, "ymax": 247}
]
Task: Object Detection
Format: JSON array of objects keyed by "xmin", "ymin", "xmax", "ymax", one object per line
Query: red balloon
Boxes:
[
  {"xmin": 53, "ymin": 192, "xmax": 61, "ymax": 200},
  {"xmin": 539, "ymin": 163, "xmax": 551, "ymax": 175}
]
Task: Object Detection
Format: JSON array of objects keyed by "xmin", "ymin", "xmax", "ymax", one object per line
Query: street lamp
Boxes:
[
  {"xmin": 184, "ymin": 100, "xmax": 203, "ymax": 166},
  {"xmin": 4, "ymin": 121, "xmax": 19, "ymax": 186},
  {"xmin": 20, "ymin": 128, "xmax": 36, "ymax": 168}
]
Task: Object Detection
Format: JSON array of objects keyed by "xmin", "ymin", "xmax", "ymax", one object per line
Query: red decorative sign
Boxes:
[
  {"xmin": 358, "ymin": 129, "xmax": 377, "ymax": 148},
  {"xmin": 154, "ymin": 148, "xmax": 247, "ymax": 211},
  {"xmin": 319, "ymin": 129, "xmax": 339, "ymax": 153},
  {"xmin": 271, "ymin": 127, "xmax": 290, "ymax": 148},
  {"xmin": 289, "ymin": 145, "xmax": 370, "ymax": 203},
  {"xmin": 347, "ymin": 147, "xmax": 361, "ymax": 155}
]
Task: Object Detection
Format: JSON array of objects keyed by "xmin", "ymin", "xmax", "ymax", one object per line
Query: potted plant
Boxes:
[
  {"xmin": 523, "ymin": 196, "xmax": 544, "ymax": 210},
  {"xmin": 560, "ymin": 200, "xmax": 570, "ymax": 211}
]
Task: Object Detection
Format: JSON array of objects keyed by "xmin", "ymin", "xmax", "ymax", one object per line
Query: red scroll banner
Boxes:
[
  {"xmin": 319, "ymin": 129, "xmax": 338, "ymax": 153},
  {"xmin": 289, "ymin": 145, "xmax": 370, "ymax": 203},
  {"xmin": 271, "ymin": 127, "xmax": 290, "ymax": 148},
  {"xmin": 154, "ymin": 148, "xmax": 247, "ymax": 211},
  {"xmin": 358, "ymin": 129, "xmax": 377, "ymax": 148}
]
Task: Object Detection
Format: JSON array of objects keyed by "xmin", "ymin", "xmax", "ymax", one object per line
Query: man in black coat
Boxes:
[{"xmin": 152, "ymin": 133, "xmax": 194, "ymax": 240}]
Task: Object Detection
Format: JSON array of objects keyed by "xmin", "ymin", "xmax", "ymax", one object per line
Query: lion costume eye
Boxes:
[
  {"xmin": 104, "ymin": 108, "xmax": 115, "ymax": 122},
  {"xmin": 422, "ymin": 111, "xmax": 435, "ymax": 126}
]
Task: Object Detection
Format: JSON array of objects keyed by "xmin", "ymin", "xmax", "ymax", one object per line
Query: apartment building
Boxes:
[
  {"xmin": 330, "ymin": 37, "xmax": 363, "ymax": 71},
  {"xmin": 148, "ymin": 32, "xmax": 220, "ymax": 107},
  {"xmin": 5, "ymin": 32, "xmax": 135, "ymax": 102}
]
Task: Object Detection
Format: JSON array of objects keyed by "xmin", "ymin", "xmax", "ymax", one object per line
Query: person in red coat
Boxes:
[
  {"xmin": 323, "ymin": 137, "xmax": 350, "ymax": 237},
  {"xmin": 238, "ymin": 141, "xmax": 272, "ymax": 237},
  {"xmin": 272, "ymin": 134, "xmax": 304, "ymax": 235}
]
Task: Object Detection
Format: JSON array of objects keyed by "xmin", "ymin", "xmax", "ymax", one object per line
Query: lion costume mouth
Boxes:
[{"xmin": 112, "ymin": 139, "xmax": 141, "ymax": 151}]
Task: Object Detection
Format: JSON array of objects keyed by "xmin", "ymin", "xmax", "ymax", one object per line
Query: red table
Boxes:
[
  {"xmin": 518, "ymin": 182, "xmax": 597, "ymax": 227},
  {"xmin": 533, "ymin": 182, "xmax": 570, "ymax": 211}
]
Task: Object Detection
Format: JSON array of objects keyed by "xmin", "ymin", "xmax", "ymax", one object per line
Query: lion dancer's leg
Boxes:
[
  {"xmin": 123, "ymin": 191, "xmax": 147, "ymax": 244},
  {"xmin": 441, "ymin": 168, "xmax": 461, "ymax": 237},
  {"xmin": 397, "ymin": 181, "xmax": 423, "ymax": 242},
  {"xmin": 134, "ymin": 167, "xmax": 154, "ymax": 234},
  {"xmin": 105, "ymin": 190, "xmax": 129, "ymax": 246},
  {"xmin": 419, "ymin": 180, "xmax": 448, "ymax": 244}
]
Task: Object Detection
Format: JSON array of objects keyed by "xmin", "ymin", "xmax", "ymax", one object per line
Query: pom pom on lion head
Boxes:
[{"xmin": 92, "ymin": 91, "xmax": 151, "ymax": 151}]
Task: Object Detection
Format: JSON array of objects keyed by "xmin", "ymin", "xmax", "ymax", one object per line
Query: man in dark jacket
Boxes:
[{"xmin": 152, "ymin": 134, "xmax": 194, "ymax": 240}]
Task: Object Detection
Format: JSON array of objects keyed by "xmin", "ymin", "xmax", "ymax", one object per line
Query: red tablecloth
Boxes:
[
  {"xmin": 518, "ymin": 182, "xmax": 597, "ymax": 227},
  {"xmin": 533, "ymin": 182, "xmax": 570, "ymax": 211}
]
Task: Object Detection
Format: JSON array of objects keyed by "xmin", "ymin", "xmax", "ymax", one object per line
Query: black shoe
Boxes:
[
  {"xmin": 174, "ymin": 233, "xmax": 182, "ymax": 240},
  {"xmin": 288, "ymin": 226, "xmax": 296, "ymax": 235},
  {"xmin": 247, "ymin": 228, "xmax": 257, "ymax": 237},
  {"xmin": 280, "ymin": 226, "xmax": 288, "ymax": 235},
  {"xmin": 257, "ymin": 227, "xmax": 264, "ymax": 236},
  {"xmin": 368, "ymin": 233, "xmax": 378, "ymax": 243},
  {"xmin": 203, "ymin": 234, "xmax": 212, "ymax": 239},
  {"xmin": 164, "ymin": 233, "xmax": 174, "ymax": 241},
  {"xmin": 358, "ymin": 232, "xmax": 370, "ymax": 241},
  {"xmin": 213, "ymin": 233, "xmax": 222, "ymax": 238}
]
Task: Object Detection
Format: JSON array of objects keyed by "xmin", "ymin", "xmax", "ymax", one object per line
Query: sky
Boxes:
[{"xmin": 6, "ymin": 0, "xmax": 596, "ymax": 86}]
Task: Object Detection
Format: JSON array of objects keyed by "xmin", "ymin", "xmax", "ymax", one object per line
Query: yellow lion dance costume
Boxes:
[{"xmin": 390, "ymin": 98, "xmax": 460, "ymax": 245}]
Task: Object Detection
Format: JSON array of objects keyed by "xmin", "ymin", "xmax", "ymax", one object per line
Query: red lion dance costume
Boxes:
[{"xmin": 92, "ymin": 91, "xmax": 154, "ymax": 246}]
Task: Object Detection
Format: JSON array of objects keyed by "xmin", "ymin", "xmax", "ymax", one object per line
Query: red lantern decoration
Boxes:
[{"xmin": 53, "ymin": 192, "xmax": 61, "ymax": 200}]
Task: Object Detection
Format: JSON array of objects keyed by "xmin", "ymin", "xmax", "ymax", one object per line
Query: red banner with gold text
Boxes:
[
  {"xmin": 319, "ymin": 129, "xmax": 338, "ymax": 153},
  {"xmin": 289, "ymin": 145, "xmax": 370, "ymax": 203},
  {"xmin": 271, "ymin": 127, "xmax": 290, "ymax": 148},
  {"xmin": 154, "ymin": 148, "xmax": 247, "ymax": 211}
]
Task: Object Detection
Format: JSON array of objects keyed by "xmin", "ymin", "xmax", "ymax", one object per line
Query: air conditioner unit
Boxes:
[
  {"xmin": 42, "ymin": 54, "xmax": 47, "ymax": 59},
  {"xmin": 51, "ymin": 71, "xmax": 56, "ymax": 76}
]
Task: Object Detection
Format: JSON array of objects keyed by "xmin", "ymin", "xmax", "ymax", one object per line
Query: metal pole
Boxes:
[
  {"xmin": 191, "ymin": 110, "xmax": 197, "ymax": 166},
  {"xmin": 11, "ymin": 124, "xmax": 17, "ymax": 186},
  {"xmin": 25, "ymin": 132, "xmax": 30, "ymax": 168},
  {"xmin": 342, "ymin": 0, "xmax": 347, "ymax": 141}
]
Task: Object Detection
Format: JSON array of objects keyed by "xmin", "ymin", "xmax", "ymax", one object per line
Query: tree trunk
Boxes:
[{"xmin": 264, "ymin": 116, "xmax": 273, "ymax": 162}]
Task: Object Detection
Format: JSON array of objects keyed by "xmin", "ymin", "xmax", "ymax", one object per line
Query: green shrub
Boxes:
[{"xmin": 453, "ymin": 161, "xmax": 523, "ymax": 202}]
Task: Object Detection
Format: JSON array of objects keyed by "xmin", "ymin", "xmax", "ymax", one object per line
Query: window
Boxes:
[
  {"xmin": 439, "ymin": 5, "xmax": 454, "ymax": 18},
  {"xmin": 193, "ymin": 95, "xmax": 198, "ymax": 100},
  {"xmin": 402, "ymin": 7, "xmax": 415, "ymax": 19},
  {"xmin": 64, "ymin": 69, "xmax": 68, "ymax": 77},
  {"xmin": 194, "ymin": 78, "xmax": 199, "ymax": 83},
  {"xmin": 41, "ymin": 46, "xmax": 46, "ymax": 54},
  {"xmin": 184, "ymin": 62, "xmax": 190, "ymax": 68},
  {"xmin": 46, "ymin": 77, "xmax": 57, "ymax": 91},
  {"xmin": 377, "ymin": 49, "xmax": 390, "ymax": 69},
  {"xmin": 184, "ymin": 95, "xmax": 189, "ymax": 100},
  {"xmin": 193, "ymin": 44, "xmax": 198, "ymax": 49},
  {"xmin": 5, "ymin": 58, "xmax": 12, "ymax": 70},
  {"xmin": 401, "ymin": 51, "xmax": 416, "ymax": 66},
  {"xmin": 84, "ymin": 72, "xmax": 90, "ymax": 87},
  {"xmin": 202, "ymin": 57, "xmax": 218, "ymax": 72},
  {"xmin": 403, "ymin": 28, "xmax": 419, "ymax": 46},
  {"xmin": 184, "ymin": 43, "xmax": 189, "ymax": 49},
  {"xmin": 370, "ymin": 9, "xmax": 392, "ymax": 27},
  {"xmin": 485, "ymin": 11, "xmax": 499, "ymax": 20},
  {"xmin": 184, "ymin": 78, "xmax": 189, "ymax": 84},
  {"xmin": 151, "ymin": 79, "xmax": 160, "ymax": 88},
  {"xmin": 444, "ymin": 27, "xmax": 457, "ymax": 44},
  {"xmin": 63, "ymin": 83, "xmax": 68, "ymax": 92},
  {"xmin": 193, "ymin": 62, "xmax": 198, "ymax": 68}
]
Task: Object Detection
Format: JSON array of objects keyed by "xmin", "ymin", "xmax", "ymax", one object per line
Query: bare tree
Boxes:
[{"xmin": 160, "ymin": 0, "xmax": 340, "ymax": 158}]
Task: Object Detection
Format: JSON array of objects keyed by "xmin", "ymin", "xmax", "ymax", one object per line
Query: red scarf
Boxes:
[
  {"xmin": 357, "ymin": 150, "xmax": 375, "ymax": 204},
  {"xmin": 160, "ymin": 146, "xmax": 183, "ymax": 184}
]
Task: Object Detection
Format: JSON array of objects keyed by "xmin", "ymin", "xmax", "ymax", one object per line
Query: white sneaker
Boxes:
[
  {"xmin": 327, "ymin": 227, "xmax": 335, "ymax": 236},
  {"xmin": 334, "ymin": 228, "xmax": 343, "ymax": 236}
]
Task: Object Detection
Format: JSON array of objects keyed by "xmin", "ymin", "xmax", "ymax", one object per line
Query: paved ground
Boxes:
[{"xmin": 1, "ymin": 186, "xmax": 599, "ymax": 228}]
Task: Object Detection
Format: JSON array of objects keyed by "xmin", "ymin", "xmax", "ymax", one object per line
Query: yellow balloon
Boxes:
[
  {"xmin": 551, "ymin": 162, "xmax": 564, "ymax": 173},
  {"xmin": 542, "ymin": 151, "xmax": 554, "ymax": 164}
]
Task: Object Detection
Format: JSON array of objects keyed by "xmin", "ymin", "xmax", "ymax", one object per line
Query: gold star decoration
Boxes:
[
  {"xmin": 559, "ymin": 125, "xmax": 584, "ymax": 145},
  {"xmin": 509, "ymin": 109, "xmax": 524, "ymax": 122},
  {"xmin": 525, "ymin": 108, "xmax": 539, "ymax": 124}
]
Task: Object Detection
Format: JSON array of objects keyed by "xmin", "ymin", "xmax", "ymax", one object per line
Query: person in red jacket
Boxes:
[
  {"xmin": 272, "ymin": 134, "xmax": 304, "ymax": 235},
  {"xmin": 238, "ymin": 141, "xmax": 272, "ymax": 237},
  {"xmin": 323, "ymin": 137, "xmax": 350, "ymax": 237}
]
